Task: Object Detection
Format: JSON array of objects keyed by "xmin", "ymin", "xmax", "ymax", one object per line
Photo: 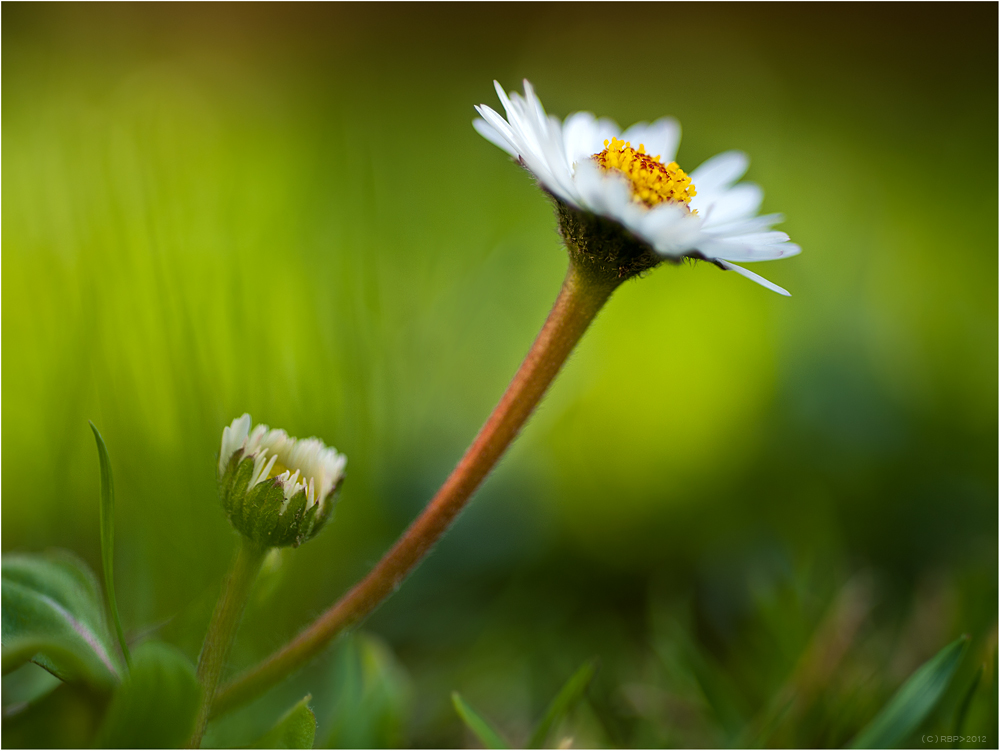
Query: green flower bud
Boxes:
[{"xmin": 217, "ymin": 414, "xmax": 346, "ymax": 548}]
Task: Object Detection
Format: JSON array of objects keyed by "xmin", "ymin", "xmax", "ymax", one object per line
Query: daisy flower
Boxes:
[
  {"xmin": 218, "ymin": 414, "xmax": 346, "ymax": 548},
  {"xmin": 474, "ymin": 80, "xmax": 799, "ymax": 295}
]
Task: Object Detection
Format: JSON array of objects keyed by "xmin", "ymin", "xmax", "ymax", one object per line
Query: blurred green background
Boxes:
[{"xmin": 3, "ymin": 3, "xmax": 997, "ymax": 747}]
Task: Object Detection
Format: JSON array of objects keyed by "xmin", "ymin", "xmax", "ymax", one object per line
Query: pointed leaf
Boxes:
[
  {"xmin": 952, "ymin": 663, "xmax": 983, "ymax": 738},
  {"xmin": 850, "ymin": 635, "xmax": 969, "ymax": 749},
  {"xmin": 90, "ymin": 421, "xmax": 131, "ymax": 669},
  {"xmin": 529, "ymin": 660, "xmax": 597, "ymax": 748},
  {"xmin": 452, "ymin": 692, "xmax": 510, "ymax": 749},
  {"xmin": 251, "ymin": 695, "xmax": 316, "ymax": 749},
  {"xmin": 1, "ymin": 551, "xmax": 121, "ymax": 686},
  {"xmin": 96, "ymin": 640, "xmax": 201, "ymax": 748}
]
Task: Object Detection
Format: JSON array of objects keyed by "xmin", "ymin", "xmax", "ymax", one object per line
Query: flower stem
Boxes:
[
  {"xmin": 210, "ymin": 262, "xmax": 619, "ymax": 718},
  {"xmin": 188, "ymin": 537, "xmax": 267, "ymax": 747}
]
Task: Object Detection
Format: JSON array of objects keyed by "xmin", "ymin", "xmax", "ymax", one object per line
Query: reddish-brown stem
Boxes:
[{"xmin": 211, "ymin": 263, "xmax": 618, "ymax": 718}]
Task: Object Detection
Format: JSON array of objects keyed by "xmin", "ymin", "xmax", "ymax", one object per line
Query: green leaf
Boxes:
[
  {"xmin": 952, "ymin": 663, "xmax": 983, "ymax": 740},
  {"xmin": 452, "ymin": 692, "xmax": 510, "ymax": 749},
  {"xmin": 90, "ymin": 421, "xmax": 131, "ymax": 669},
  {"xmin": 323, "ymin": 633, "xmax": 412, "ymax": 748},
  {"xmin": 96, "ymin": 640, "xmax": 201, "ymax": 748},
  {"xmin": 1, "ymin": 659, "xmax": 63, "ymax": 713},
  {"xmin": 850, "ymin": 635, "xmax": 969, "ymax": 749},
  {"xmin": 2, "ymin": 636, "xmax": 102, "ymax": 679},
  {"xmin": 529, "ymin": 660, "xmax": 597, "ymax": 749},
  {"xmin": 1, "ymin": 550, "xmax": 121, "ymax": 687},
  {"xmin": 251, "ymin": 695, "xmax": 316, "ymax": 749}
]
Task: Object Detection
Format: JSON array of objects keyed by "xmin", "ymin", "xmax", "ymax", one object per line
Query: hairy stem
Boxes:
[
  {"xmin": 211, "ymin": 263, "xmax": 619, "ymax": 718},
  {"xmin": 189, "ymin": 537, "xmax": 267, "ymax": 746}
]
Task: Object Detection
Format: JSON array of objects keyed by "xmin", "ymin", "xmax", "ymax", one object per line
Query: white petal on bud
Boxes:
[
  {"xmin": 219, "ymin": 414, "xmax": 347, "ymax": 518},
  {"xmin": 219, "ymin": 413, "xmax": 252, "ymax": 477},
  {"xmin": 250, "ymin": 452, "xmax": 278, "ymax": 488}
]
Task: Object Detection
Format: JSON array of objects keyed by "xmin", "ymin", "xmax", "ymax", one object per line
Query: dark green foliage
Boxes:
[
  {"xmin": 952, "ymin": 664, "xmax": 983, "ymax": 740},
  {"xmin": 322, "ymin": 633, "xmax": 411, "ymax": 749},
  {"xmin": 452, "ymin": 692, "xmax": 510, "ymax": 749},
  {"xmin": 453, "ymin": 661, "xmax": 596, "ymax": 749},
  {"xmin": 1, "ymin": 680, "xmax": 111, "ymax": 748},
  {"xmin": 1, "ymin": 551, "xmax": 121, "ymax": 687},
  {"xmin": 850, "ymin": 636, "xmax": 969, "ymax": 749},
  {"xmin": 529, "ymin": 660, "xmax": 597, "ymax": 749},
  {"xmin": 95, "ymin": 641, "xmax": 201, "ymax": 749},
  {"xmin": 251, "ymin": 695, "xmax": 317, "ymax": 749}
]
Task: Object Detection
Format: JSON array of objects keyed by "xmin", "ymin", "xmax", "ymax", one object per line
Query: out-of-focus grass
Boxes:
[{"xmin": 3, "ymin": 3, "xmax": 997, "ymax": 747}]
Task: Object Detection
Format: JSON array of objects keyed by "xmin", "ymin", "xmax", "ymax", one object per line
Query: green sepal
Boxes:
[
  {"xmin": 271, "ymin": 491, "xmax": 308, "ymax": 547},
  {"xmin": 219, "ymin": 453, "xmax": 335, "ymax": 549},
  {"xmin": 220, "ymin": 451, "xmax": 254, "ymax": 522},
  {"xmin": 243, "ymin": 479, "xmax": 285, "ymax": 541}
]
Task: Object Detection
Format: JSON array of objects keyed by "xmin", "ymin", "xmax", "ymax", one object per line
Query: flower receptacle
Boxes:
[
  {"xmin": 219, "ymin": 449, "xmax": 339, "ymax": 548},
  {"xmin": 554, "ymin": 198, "xmax": 662, "ymax": 286}
]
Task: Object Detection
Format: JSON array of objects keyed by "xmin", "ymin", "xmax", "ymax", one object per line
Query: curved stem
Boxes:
[
  {"xmin": 188, "ymin": 537, "xmax": 267, "ymax": 746},
  {"xmin": 211, "ymin": 263, "xmax": 619, "ymax": 718}
]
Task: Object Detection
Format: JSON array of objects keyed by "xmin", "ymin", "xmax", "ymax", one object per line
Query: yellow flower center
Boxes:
[
  {"xmin": 592, "ymin": 137, "xmax": 696, "ymax": 209},
  {"xmin": 267, "ymin": 459, "xmax": 296, "ymax": 481}
]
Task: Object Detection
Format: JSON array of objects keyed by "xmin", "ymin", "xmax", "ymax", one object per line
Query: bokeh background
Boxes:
[{"xmin": 3, "ymin": 3, "xmax": 997, "ymax": 747}]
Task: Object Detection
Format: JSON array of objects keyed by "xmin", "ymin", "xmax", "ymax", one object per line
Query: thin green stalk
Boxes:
[
  {"xmin": 188, "ymin": 537, "xmax": 267, "ymax": 747},
  {"xmin": 211, "ymin": 262, "xmax": 619, "ymax": 717}
]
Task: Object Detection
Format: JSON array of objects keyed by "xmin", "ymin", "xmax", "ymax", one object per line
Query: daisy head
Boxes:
[
  {"xmin": 475, "ymin": 80, "xmax": 799, "ymax": 295},
  {"xmin": 217, "ymin": 414, "xmax": 347, "ymax": 548}
]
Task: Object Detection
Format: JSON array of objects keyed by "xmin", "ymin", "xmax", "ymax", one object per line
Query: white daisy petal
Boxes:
[
  {"xmin": 219, "ymin": 413, "xmax": 252, "ymax": 476},
  {"xmin": 717, "ymin": 261, "xmax": 791, "ymax": 296},
  {"xmin": 473, "ymin": 118, "xmax": 518, "ymax": 157},
  {"xmin": 563, "ymin": 112, "xmax": 622, "ymax": 165},
  {"xmin": 704, "ymin": 242, "xmax": 801, "ymax": 263},
  {"xmin": 689, "ymin": 151, "xmax": 750, "ymax": 198},
  {"xmin": 621, "ymin": 117, "xmax": 680, "ymax": 163},
  {"xmin": 574, "ymin": 159, "xmax": 631, "ymax": 217},
  {"xmin": 473, "ymin": 81, "xmax": 798, "ymax": 295},
  {"xmin": 561, "ymin": 111, "xmax": 600, "ymax": 163},
  {"xmin": 700, "ymin": 183, "xmax": 763, "ymax": 226},
  {"xmin": 640, "ymin": 209, "xmax": 702, "ymax": 257},
  {"xmin": 705, "ymin": 212, "xmax": 784, "ymax": 237},
  {"xmin": 725, "ymin": 231, "xmax": 791, "ymax": 246}
]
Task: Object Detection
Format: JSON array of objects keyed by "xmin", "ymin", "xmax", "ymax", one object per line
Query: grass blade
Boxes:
[
  {"xmin": 89, "ymin": 421, "xmax": 131, "ymax": 669},
  {"xmin": 850, "ymin": 635, "xmax": 969, "ymax": 749},
  {"xmin": 951, "ymin": 663, "xmax": 983, "ymax": 743},
  {"xmin": 529, "ymin": 660, "xmax": 597, "ymax": 748},
  {"xmin": 452, "ymin": 691, "xmax": 510, "ymax": 749}
]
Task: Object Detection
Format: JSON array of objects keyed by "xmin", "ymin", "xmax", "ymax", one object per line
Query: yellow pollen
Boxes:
[
  {"xmin": 267, "ymin": 460, "xmax": 296, "ymax": 481},
  {"xmin": 592, "ymin": 137, "xmax": 697, "ymax": 209}
]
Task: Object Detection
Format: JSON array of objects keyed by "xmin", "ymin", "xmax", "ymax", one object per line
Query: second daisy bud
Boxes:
[{"xmin": 217, "ymin": 414, "xmax": 346, "ymax": 548}]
